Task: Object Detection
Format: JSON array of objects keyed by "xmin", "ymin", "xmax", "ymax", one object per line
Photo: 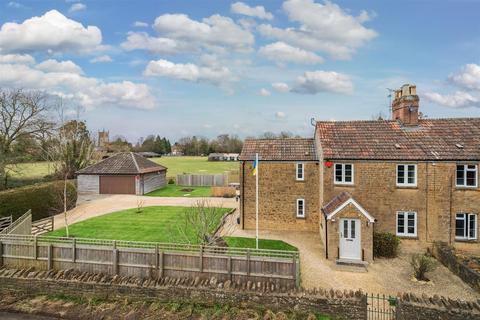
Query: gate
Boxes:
[
  {"xmin": 367, "ymin": 293, "xmax": 397, "ymax": 320},
  {"xmin": 0, "ymin": 216, "xmax": 12, "ymax": 232}
]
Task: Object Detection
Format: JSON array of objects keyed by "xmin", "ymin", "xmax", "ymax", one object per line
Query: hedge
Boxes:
[
  {"xmin": 0, "ymin": 180, "xmax": 77, "ymax": 221},
  {"xmin": 373, "ymin": 232, "xmax": 400, "ymax": 258}
]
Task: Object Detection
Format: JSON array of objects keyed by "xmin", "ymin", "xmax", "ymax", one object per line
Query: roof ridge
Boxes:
[
  {"xmin": 316, "ymin": 117, "xmax": 480, "ymax": 124},
  {"xmin": 131, "ymin": 152, "xmax": 141, "ymax": 173}
]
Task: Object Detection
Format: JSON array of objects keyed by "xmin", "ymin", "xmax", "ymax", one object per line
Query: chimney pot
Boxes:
[{"xmin": 391, "ymin": 84, "xmax": 419, "ymax": 126}]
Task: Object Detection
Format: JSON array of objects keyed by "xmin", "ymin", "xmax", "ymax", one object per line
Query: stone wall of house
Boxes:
[
  {"xmin": 241, "ymin": 161, "xmax": 319, "ymax": 232},
  {"xmin": 0, "ymin": 267, "xmax": 367, "ymax": 320},
  {"xmin": 432, "ymin": 241, "xmax": 480, "ymax": 292},
  {"xmin": 326, "ymin": 203, "xmax": 374, "ymax": 262},
  {"xmin": 320, "ymin": 160, "xmax": 480, "ymax": 250}
]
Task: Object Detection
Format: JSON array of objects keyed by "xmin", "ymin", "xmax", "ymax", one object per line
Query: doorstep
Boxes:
[{"xmin": 336, "ymin": 258, "xmax": 369, "ymax": 267}]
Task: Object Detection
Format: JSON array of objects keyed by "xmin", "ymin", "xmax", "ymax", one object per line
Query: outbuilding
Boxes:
[{"xmin": 76, "ymin": 152, "xmax": 167, "ymax": 195}]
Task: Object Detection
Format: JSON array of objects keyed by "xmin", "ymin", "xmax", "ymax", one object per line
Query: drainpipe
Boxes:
[
  {"xmin": 425, "ymin": 163, "xmax": 429, "ymax": 243},
  {"xmin": 325, "ymin": 213, "xmax": 328, "ymax": 259},
  {"xmin": 241, "ymin": 161, "xmax": 245, "ymax": 229}
]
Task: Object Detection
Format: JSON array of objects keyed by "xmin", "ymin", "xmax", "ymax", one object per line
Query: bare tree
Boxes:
[
  {"xmin": 0, "ymin": 88, "xmax": 53, "ymax": 189},
  {"xmin": 178, "ymin": 199, "xmax": 232, "ymax": 246}
]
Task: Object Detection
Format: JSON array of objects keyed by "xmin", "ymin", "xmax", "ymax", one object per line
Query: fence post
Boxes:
[
  {"xmin": 112, "ymin": 248, "xmax": 119, "ymax": 275},
  {"xmin": 158, "ymin": 251, "xmax": 164, "ymax": 278},
  {"xmin": 227, "ymin": 256, "xmax": 232, "ymax": 281},
  {"xmin": 72, "ymin": 238, "xmax": 76, "ymax": 263},
  {"xmin": 0, "ymin": 240, "xmax": 3, "ymax": 267},
  {"xmin": 295, "ymin": 253, "xmax": 300, "ymax": 288},
  {"xmin": 246, "ymin": 249, "xmax": 251, "ymax": 276},
  {"xmin": 292, "ymin": 253, "xmax": 297, "ymax": 285},
  {"xmin": 31, "ymin": 236, "xmax": 37, "ymax": 260},
  {"xmin": 47, "ymin": 244, "xmax": 53, "ymax": 270},
  {"xmin": 199, "ymin": 245, "xmax": 204, "ymax": 272}
]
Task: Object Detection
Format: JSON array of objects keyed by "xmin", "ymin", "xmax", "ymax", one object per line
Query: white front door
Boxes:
[{"xmin": 339, "ymin": 218, "xmax": 361, "ymax": 260}]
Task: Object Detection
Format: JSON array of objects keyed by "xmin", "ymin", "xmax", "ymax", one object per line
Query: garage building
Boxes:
[{"xmin": 76, "ymin": 152, "xmax": 167, "ymax": 195}]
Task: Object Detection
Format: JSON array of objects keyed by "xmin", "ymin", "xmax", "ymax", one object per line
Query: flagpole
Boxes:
[{"xmin": 255, "ymin": 152, "xmax": 259, "ymax": 249}]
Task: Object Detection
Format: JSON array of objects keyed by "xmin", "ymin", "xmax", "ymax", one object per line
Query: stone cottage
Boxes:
[{"xmin": 239, "ymin": 84, "xmax": 480, "ymax": 263}]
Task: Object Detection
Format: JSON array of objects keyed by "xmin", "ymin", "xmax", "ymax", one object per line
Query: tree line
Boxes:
[{"xmin": 175, "ymin": 134, "xmax": 243, "ymax": 156}]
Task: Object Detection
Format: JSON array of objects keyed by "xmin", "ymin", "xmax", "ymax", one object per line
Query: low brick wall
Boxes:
[
  {"xmin": 0, "ymin": 267, "xmax": 367, "ymax": 320},
  {"xmin": 432, "ymin": 241, "xmax": 480, "ymax": 292},
  {"xmin": 397, "ymin": 292, "xmax": 480, "ymax": 320}
]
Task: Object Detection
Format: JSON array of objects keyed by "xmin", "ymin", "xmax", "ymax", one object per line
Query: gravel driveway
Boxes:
[
  {"xmin": 223, "ymin": 211, "xmax": 480, "ymax": 300},
  {"xmin": 53, "ymin": 194, "xmax": 237, "ymax": 230}
]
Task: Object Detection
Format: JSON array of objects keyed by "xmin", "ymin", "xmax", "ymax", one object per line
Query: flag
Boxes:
[{"xmin": 253, "ymin": 158, "xmax": 258, "ymax": 176}]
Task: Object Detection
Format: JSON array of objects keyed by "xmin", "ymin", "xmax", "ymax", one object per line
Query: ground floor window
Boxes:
[
  {"xmin": 296, "ymin": 199, "xmax": 305, "ymax": 218},
  {"xmin": 456, "ymin": 213, "xmax": 477, "ymax": 240},
  {"xmin": 396, "ymin": 211, "xmax": 417, "ymax": 237}
]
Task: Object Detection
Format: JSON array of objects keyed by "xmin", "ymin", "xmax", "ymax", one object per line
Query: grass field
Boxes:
[
  {"xmin": 146, "ymin": 184, "xmax": 212, "ymax": 197},
  {"xmin": 46, "ymin": 206, "xmax": 297, "ymax": 252},
  {"xmin": 47, "ymin": 206, "xmax": 230, "ymax": 243},
  {"xmin": 152, "ymin": 156, "xmax": 238, "ymax": 177}
]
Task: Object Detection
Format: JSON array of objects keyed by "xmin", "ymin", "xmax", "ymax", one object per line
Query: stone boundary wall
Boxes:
[
  {"xmin": 1, "ymin": 267, "xmax": 479, "ymax": 320},
  {"xmin": 432, "ymin": 241, "xmax": 480, "ymax": 292}
]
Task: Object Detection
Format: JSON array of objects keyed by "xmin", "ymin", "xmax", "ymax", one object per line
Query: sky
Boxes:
[{"xmin": 1, "ymin": 0, "xmax": 480, "ymax": 142}]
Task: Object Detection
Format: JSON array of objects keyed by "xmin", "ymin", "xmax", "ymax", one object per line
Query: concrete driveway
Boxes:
[{"xmin": 54, "ymin": 194, "xmax": 237, "ymax": 230}]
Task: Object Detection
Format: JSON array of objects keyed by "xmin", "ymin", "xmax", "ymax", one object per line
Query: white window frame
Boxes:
[
  {"xmin": 396, "ymin": 164, "xmax": 417, "ymax": 187},
  {"xmin": 296, "ymin": 198, "xmax": 305, "ymax": 218},
  {"xmin": 455, "ymin": 213, "xmax": 477, "ymax": 240},
  {"xmin": 456, "ymin": 164, "xmax": 478, "ymax": 188},
  {"xmin": 396, "ymin": 211, "xmax": 417, "ymax": 237},
  {"xmin": 296, "ymin": 162, "xmax": 304, "ymax": 181},
  {"xmin": 334, "ymin": 163, "xmax": 354, "ymax": 185}
]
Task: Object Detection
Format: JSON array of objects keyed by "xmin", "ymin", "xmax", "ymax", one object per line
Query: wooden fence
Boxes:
[
  {"xmin": 0, "ymin": 216, "xmax": 12, "ymax": 233},
  {"xmin": 0, "ymin": 234, "xmax": 300, "ymax": 287},
  {"xmin": 0, "ymin": 210, "xmax": 31, "ymax": 235},
  {"xmin": 177, "ymin": 174, "xmax": 227, "ymax": 187},
  {"xmin": 31, "ymin": 217, "xmax": 54, "ymax": 236}
]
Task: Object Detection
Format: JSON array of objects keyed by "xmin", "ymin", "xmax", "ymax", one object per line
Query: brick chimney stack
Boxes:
[{"xmin": 392, "ymin": 84, "xmax": 419, "ymax": 126}]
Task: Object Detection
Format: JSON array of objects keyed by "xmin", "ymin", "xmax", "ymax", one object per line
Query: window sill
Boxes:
[
  {"xmin": 455, "ymin": 186, "xmax": 478, "ymax": 190},
  {"xmin": 455, "ymin": 238, "xmax": 478, "ymax": 243},
  {"xmin": 396, "ymin": 185, "xmax": 418, "ymax": 189},
  {"xmin": 334, "ymin": 183, "xmax": 354, "ymax": 187},
  {"xmin": 396, "ymin": 235, "xmax": 418, "ymax": 240},
  {"xmin": 296, "ymin": 216, "xmax": 306, "ymax": 220},
  {"xmin": 295, "ymin": 179, "xmax": 305, "ymax": 182}
]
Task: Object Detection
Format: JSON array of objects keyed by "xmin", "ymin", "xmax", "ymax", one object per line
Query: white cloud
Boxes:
[
  {"xmin": 153, "ymin": 13, "xmax": 254, "ymax": 52},
  {"xmin": 448, "ymin": 63, "xmax": 480, "ymax": 90},
  {"xmin": 259, "ymin": 41, "xmax": 323, "ymax": 65},
  {"xmin": 68, "ymin": 3, "xmax": 86, "ymax": 13},
  {"xmin": 259, "ymin": 88, "xmax": 271, "ymax": 96},
  {"xmin": 424, "ymin": 91, "xmax": 479, "ymax": 108},
  {"xmin": 133, "ymin": 21, "xmax": 149, "ymax": 28},
  {"xmin": 0, "ymin": 61, "xmax": 156, "ymax": 110},
  {"xmin": 7, "ymin": 1, "xmax": 26, "ymax": 8},
  {"xmin": 144, "ymin": 59, "xmax": 234, "ymax": 86},
  {"xmin": 258, "ymin": 0, "xmax": 377, "ymax": 60},
  {"xmin": 36, "ymin": 59, "xmax": 83, "ymax": 74},
  {"xmin": 231, "ymin": 2, "xmax": 273, "ymax": 20},
  {"xmin": 0, "ymin": 10, "xmax": 102, "ymax": 54},
  {"xmin": 292, "ymin": 70, "xmax": 354, "ymax": 95},
  {"xmin": 90, "ymin": 55, "xmax": 113, "ymax": 63},
  {"xmin": 272, "ymin": 82, "xmax": 290, "ymax": 93},
  {"xmin": 121, "ymin": 32, "xmax": 188, "ymax": 55},
  {"xmin": 0, "ymin": 53, "xmax": 35, "ymax": 64},
  {"xmin": 275, "ymin": 111, "xmax": 286, "ymax": 119}
]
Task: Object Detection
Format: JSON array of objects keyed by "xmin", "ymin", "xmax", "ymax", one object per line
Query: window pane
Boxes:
[
  {"xmin": 335, "ymin": 164, "xmax": 343, "ymax": 182},
  {"xmin": 343, "ymin": 220, "xmax": 348, "ymax": 238},
  {"xmin": 351, "ymin": 220, "xmax": 355, "ymax": 238},
  {"xmin": 408, "ymin": 166, "xmax": 415, "ymax": 184},
  {"xmin": 397, "ymin": 213, "xmax": 404, "ymax": 234},
  {"xmin": 397, "ymin": 166, "xmax": 405, "ymax": 184},
  {"xmin": 344, "ymin": 165, "xmax": 352, "ymax": 182},
  {"xmin": 466, "ymin": 170, "xmax": 476, "ymax": 186},
  {"xmin": 457, "ymin": 165, "xmax": 465, "ymax": 186},
  {"xmin": 469, "ymin": 215, "xmax": 476, "ymax": 238},
  {"xmin": 407, "ymin": 213, "xmax": 415, "ymax": 234},
  {"xmin": 456, "ymin": 214, "xmax": 465, "ymax": 238}
]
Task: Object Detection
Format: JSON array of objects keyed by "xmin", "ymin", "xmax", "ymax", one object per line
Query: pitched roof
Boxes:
[
  {"xmin": 322, "ymin": 192, "xmax": 375, "ymax": 222},
  {"xmin": 76, "ymin": 152, "xmax": 167, "ymax": 175},
  {"xmin": 316, "ymin": 118, "xmax": 480, "ymax": 161},
  {"xmin": 239, "ymin": 138, "xmax": 317, "ymax": 161}
]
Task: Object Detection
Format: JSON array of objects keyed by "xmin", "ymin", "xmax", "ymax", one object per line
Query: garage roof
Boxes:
[{"xmin": 76, "ymin": 152, "xmax": 167, "ymax": 175}]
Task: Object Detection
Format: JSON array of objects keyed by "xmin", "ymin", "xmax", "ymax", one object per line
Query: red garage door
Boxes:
[{"xmin": 99, "ymin": 175, "xmax": 136, "ymax": 194}]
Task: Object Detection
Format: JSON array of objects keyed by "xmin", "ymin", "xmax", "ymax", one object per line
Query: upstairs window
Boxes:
[
  {"xmin": 456, "ymin": 165, "xmax": 478, "ymax": 187},
  {"xmin": 334, "ymin": 163, "xmax": 353, "ymax": 185},
  {"xmin": 456, "ymin": 213, "xmax": 477, "ymax": 240},
  {"xmin": 397, "ymin": 211, "xmax": 417, "ymax": 237},
  {"xmin": 397, "ymin": 164, "xmax": 417, "ymax": 187},
  {"xmin": 296, "ymin": 163, "xmax": 304, "ymax": 181},
  {"xmin": 296, "ymin": 199, "xmax": 305, "ymax": 218}
]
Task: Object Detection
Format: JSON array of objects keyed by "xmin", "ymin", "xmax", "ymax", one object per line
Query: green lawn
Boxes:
[
  {"xmin": 146, "ymin": 184, "xmax": 212, "ymax": 197},
  {"xmin": 6, "ymin": 161, "xmax": 55, "ymax": 179},
  {"xmin": 224, "ymin": 236, "xmax": 298, "ymax": 251},
  {"xmin": 152, "ymin": 156, "xmax": 238, "ymax": 177},
  {"xmin": 47, "ymin": 206, "xmax": 230, "ymax": 243}
]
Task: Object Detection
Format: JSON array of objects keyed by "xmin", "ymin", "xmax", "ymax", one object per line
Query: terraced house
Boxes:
[{"xmin": 239, "ymin": 84, "xmax": 480, "ymax": 264}]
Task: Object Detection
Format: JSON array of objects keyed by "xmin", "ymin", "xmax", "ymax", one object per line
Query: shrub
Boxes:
[
  {"xmin": 373, "ymin": 232, "xmax": 400, "ymax": 258},
  {"xmin": 211, "ymin": 186, "xmax": 236, "ymax": 198},
  {"xmin": 411, "ymin": 253, "xmax": 437, "ymax": 281},
  {"xmin": 168, "ymin": 177, "xmax": 175, "ymax": 185},
  {"xmin": 0, "ymin": 180, "xmax": 77, "ymax": 221}
]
